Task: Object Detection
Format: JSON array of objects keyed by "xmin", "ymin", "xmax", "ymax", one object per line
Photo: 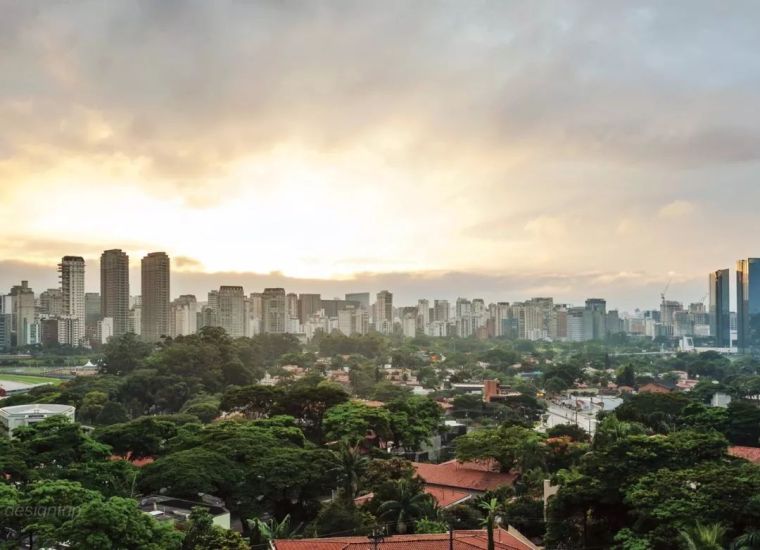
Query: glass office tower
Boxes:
[
  {"xmin": 737, "ymin": 259, "xmax": 760, "ymax": 353},
  {"xmin": 709, "ymin": 268, "xmax": 730, "ymax": 347}
]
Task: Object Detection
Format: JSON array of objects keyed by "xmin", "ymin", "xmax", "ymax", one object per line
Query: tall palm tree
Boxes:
[
  {"xmin": 332, "ymin": 440, "xmax": 369, "ymax": 501},
  {"xmin": 479, "ymin": 497, "xmax": 500, "ymax": 550},
  {"xmin": 732, "ymin": 530, "xmax": 760, "ymax": 550},
  {"xmin": 680, "ymin": 522, "xmax": 726, "ymax": 550},
  {"xmin": 377, "ymin": 479, "xmax": 433, "ymax": 534}
]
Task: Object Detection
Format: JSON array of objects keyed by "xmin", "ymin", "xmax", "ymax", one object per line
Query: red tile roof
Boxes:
[
  {"xmin": 413, "ymin": 460, "xmax": 516, "ymax": 493},
  {"xmin": 273, "ymin": 528, "xmax": 535, "ymax": 550},
  {"xmin": 423, "ymin": 486, "xmax": 472, "ymax": 508},
  {"xmin": 729, "ymin": 446, "xmax": 760, "ymax": 464},
  {"xmin": 108, "ymin": 454, "xmax": 155, "ymax": 468}
]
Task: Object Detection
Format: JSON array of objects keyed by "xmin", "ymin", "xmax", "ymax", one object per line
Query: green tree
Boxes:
[
  {"xmin": 183, "ymin": 507, "xmax": 250, "ymax": 550},
  {"xmin": 376, "ymin": 478, "xmax": 434, "ymax": 534},
  {"xmin": 479, "ymin": 497, "xmax": 500, "ymax": 550},
  {"xmin": 96, "ymin": 416, "xmax": 183, "ymax": 458},
  {"xmin": 79, "ymin": 391, "xmax": 109, "ymax": 424},
  {"xmin": 95, "ymin": 401, "xmax": 130, "ymax": 425},
  {"xmin": 99, "ymin": 332, "xmax": 153, "ymax": 375},
  {"xmin": 323, "ymin": 401, "xmax": 392, "ymax": 444},
  {"xmin": 57, "ymin": 496, "xmax": 183, "ymax": 550},
  {"xmin": 247, "ymin": 514, "xmax": 302, "ymax": 546},
  {"xmin": 680, "ymin": 522, "xmax": 726, "ymax": 550},
  {"xmin": 332, "ymin": 441, "xmax": 369, "ymax": 501},
  {"xmin": 308, "ymin": 499, "xmax": 376, "ymax": 538},
  {"xmin": 455, "ymin": 424, "xmax": 547, "ymax": 473}
]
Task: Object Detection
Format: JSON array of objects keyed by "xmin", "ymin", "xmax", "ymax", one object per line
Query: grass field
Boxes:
[
  {"xmin": 0, "ymin": 373, "xmax": 64, "ymax": 386},
  {"xmin": 0, "ymin": 366, "xmax": 54, "ymax": 375}
]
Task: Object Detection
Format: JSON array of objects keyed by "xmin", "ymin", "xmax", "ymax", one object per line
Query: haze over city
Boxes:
[{"xmin": 3, "ymin": 1, "xmax": 760, "ymax": 309}]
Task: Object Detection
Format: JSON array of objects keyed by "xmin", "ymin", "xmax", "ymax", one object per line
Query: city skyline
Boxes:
[{"xmin": 3, "ymin": 2, "xmax": 760, "ymax": 309}]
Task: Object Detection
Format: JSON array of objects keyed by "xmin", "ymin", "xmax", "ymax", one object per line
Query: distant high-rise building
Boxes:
[
  {"xmin": 59, "ymin": 257, "xmax": 85, "ymax": 346},
  {"xmin": 39, "ymin": 289, "xmax": 64, "ymax": 317},
  {"xmin": 433, "ymin": 300, "xmax": 450, "ymax": 322},
  {"xmin": 85, "ymin": 293, "xmax": 101, "ymax": 325},
  {"xmin": 141, "ymin": 252, "xmax": 170, "ymax": 342},
  {"xmin": 262, "ymin": 288, "xmax": 287, "ymax": 334},
  {"xmin": 417, "ymin": 299, "xmax": 430, "ymax": 329},
  {"xmin": 100, "ymin": 249, "xmax": 130, "ymax": 337},
  {"xmin": 375, "ymin": 291, "xmax": 393, "ymax": 323},
  {"xmin": 737, "ymin": 258, "xmax": 760, "ymax": 353},
  {"xmin": 345, "ymin": 293, "xmax": 370, "ymax": 310},
  {"xmin": 218, "ymin": 286, "xmax": 245, "ymax": 338},
  {"xmin": 84, "ymin": 292, "xmax": 102, "ymax": 346},
  {"xmin": 0, "ymin": 312, "xmax": 11, "ymax": 351},
  {"xmin": 709, "ymin": 269, "xmax": 731, "ymax": 347},
  {"xmin": 170, "ymin": 295, "xmax": 197, "ymax": 337},
  {"xmin": 298, "ymin": 294, "xmax": 322, "ymax": 323},
  {"xmin": 128, "ymin": 296, "xmax": 141, "ymax": 336},
  {"xmin": 585, "ymin": 298, "xmax": 607, "ymax": 340},
  {"xmin": 249, "ymin": 293, "xmax": 264, "ymax": 320},
  {"xmin": 375, "ymin": 290, "xmax": 393, "ymax": 334},
  {"xmin": 567, "ymin": 307, "xmax": 593, "ymax": 342},
  {"xmin": 286, "ymin": 293, "xmax": 299, "ymax": 319}
]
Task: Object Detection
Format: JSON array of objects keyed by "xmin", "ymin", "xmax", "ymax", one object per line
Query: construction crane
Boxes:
[{"xmin": 660, "ymin": 278, "xmax": 672, "ymax": 305}]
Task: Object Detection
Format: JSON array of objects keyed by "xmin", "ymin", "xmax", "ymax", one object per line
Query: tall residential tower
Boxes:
[
  {"xmin": 59, "ymin": 256, "xmax": 85, "ymax": 345},
  {"xmin": 141, "ymin": 252, "xmax": 170, "ymax": 342},
  {"xmin": 100, "ymin": 249, "xmax": 130, "ymax": 337}
]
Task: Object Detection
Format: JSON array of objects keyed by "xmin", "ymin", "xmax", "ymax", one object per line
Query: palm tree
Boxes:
[
  {"xmin": 377, "ymin": 479, "xmax": 433, "ymax": 534},
  {"xmin": 479, "ymin": 497, "xmax": 500, "ymax": 550},
  {"xmin": 332, "ymin": 440, "xmax": 369, "ymax": 501},
  {"xmin": 247, "ymin": 514, "xmax": 302, "ymax": 546},
  {"xmin": 680, "ymin": 522, "xmax": 726, "ymax": 550},
  {"xmin": 732, "ymin": 530, "xmax": 760, "ymax": 550}
]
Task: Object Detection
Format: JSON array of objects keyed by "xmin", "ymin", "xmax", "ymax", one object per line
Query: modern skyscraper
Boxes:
[
  {"xmin": 0, "ymin": 311, "xmax": 11, "ymax": 351},
  {"xmin": 262, "ymin": 288, "xmax": 287, "ymax": 334},
  {"xmin": 170, "ymin": 295, "xmax": 198, "ymax": 337},
  {"xmin": 141, "ymin": 252, "xmax": 170, "ymax": 342},
  {"xmin": 85, "ymin": 293, "xmax": 102, "ymax": 325},
  {"xmin": 59, "ymin": 257, "xmax": 85, "ymax": 345},
  {"xmin": 100, "ymin": 249, "xmax": 130, "ymax": 337},
  {"xmin": 737, "ymin": 258, "xmax": 760, "ymax": 353},
  {"xmin": 585, "ymin": 298, "xmax": 607, "ymax": 340},
  {"xmin": 298, "ymin": 293, "xmax": 322, "ymax": 323},
  {"xmin": 376, "ymin": 290, "xmax": 393, "ymax": 323},
  {"xmin": 345, "ymin": 292, "xmax": 370, "ymax": 310},
  {"xmin": 39, "ymin": 289, "xmax": 64, "ymax": 316},
  {"xmin": 709, "ymin": 268, "xmax": 731, "ymax": 347},
  {"xmin": 218, "ymin": 286, "xmax": 245, "ymax": 338},
  {"xmin": 434, "ymin": 300, "xmax": 450, "ymax": 322}
]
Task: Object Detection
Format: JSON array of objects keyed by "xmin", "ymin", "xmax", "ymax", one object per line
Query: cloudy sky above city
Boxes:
[{"xmin": 2, "ymin": 1, "xmax": 760, "ymax": 309}]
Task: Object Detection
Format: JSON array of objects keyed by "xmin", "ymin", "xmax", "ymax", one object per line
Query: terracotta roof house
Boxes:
[
  {"xmin": 638, "ymin": 382, "xmax": 674, "ymax": 394},
  {"xmin": 273, "ymin": 527, "xmax": 538, "ymax": 550},
  {"xmin": 413, "ymin": 460, "xmax": 516, "ymax": 497},
  {"xmin": 729, "ymin": 446, "xmax": 760, "ymax": 464}
]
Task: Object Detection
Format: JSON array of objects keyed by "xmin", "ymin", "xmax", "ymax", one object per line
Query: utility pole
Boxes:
[{"xmin": 368, "ymin": 529, "xmax": 385, "ymax": 550}]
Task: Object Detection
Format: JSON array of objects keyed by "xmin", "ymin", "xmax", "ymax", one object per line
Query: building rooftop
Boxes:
[
  {"xmin": 729, "ymin": 446, "xmax": 760, "ymax": 464},
  {"xmin": 138, "ymin": 495, "xmax": 228, "ymax": 523},
  {"xmin": 0, "ymin": 404, "xmax": 75, "ymax": 416},
  {"xmin": 413, "ymin": 460, "xmax": 516, "ymax": 493}
]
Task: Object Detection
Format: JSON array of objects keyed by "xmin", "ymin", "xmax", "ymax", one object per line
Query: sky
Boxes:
[{"xmin": 2, "ymin": 1, "xmax": 760, "ymax": 310}]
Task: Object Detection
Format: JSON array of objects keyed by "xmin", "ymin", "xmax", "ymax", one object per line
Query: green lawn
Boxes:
[{"xmin": 0, "ymin": 373, "xmax": 64, "ymax": 385}]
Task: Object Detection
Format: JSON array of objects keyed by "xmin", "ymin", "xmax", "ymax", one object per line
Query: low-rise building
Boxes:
[
  {"xmin": 138, "ymin": 495, "xmax": 230, "ymax": 530},
  {"xmin": 0, "ymin": 404, "xmax": 76, "ymax": 437}
]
